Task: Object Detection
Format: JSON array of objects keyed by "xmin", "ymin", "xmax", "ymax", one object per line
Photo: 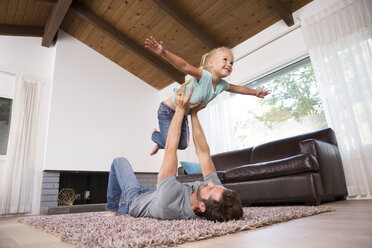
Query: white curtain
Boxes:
[
  {"xmin": 1, "ymin": 75, "xmax": 44, "ymax": 214},
  {"xmin": 302, "ymin": 0, "xmax": 372, "ymax": 198},
  {"xmin": 198, "ymin": 91, "xmax": 235, "ymax": 155}
]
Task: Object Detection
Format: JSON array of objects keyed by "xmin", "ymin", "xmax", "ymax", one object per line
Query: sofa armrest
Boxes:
[
  {"xmin": 300, "ymin": 139, "xmax": 347, "ymax": 197},
  {"xmin": 300, "ymin": 139, "xmax": 330, "ymax": 157},
  {"xmin": 300, "ymin": 139, "xmax": 339, "ymax": 160}
]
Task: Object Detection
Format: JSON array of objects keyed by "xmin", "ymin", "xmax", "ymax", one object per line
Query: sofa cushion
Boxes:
[{"xmin": 224, "ymin": 154, "xmax": 319, "ymax": 183}]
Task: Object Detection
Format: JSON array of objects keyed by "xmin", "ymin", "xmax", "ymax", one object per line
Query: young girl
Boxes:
[{"xmin": 145, "ymin": 36, "xmax": 270, "ymax": 155}]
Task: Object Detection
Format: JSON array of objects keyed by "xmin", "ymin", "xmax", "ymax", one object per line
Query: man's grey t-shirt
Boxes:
[{"xmin": 129, "ymin": 173, "xmax": 222, "ymax": 220}]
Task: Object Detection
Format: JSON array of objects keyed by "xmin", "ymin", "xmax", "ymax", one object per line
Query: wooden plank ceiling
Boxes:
[{"xmin": 0, "ymin": 0, "xmax": 313, "ymax": 90}]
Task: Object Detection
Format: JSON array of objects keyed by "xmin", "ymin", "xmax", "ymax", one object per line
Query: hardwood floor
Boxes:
[{"xmin": 0, "ymin": 200, "xmax": 371, "ymax": 248}]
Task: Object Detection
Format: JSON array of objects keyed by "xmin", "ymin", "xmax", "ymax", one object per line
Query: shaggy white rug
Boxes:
[{"xmin": 19, "ymin": 206, "xmax": 333, "ymax": 247}]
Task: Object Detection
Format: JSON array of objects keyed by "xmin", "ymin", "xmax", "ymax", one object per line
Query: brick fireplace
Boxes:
[{"xmin": 40, "ymin": 170, "xmax": 157, "ymax": 214}]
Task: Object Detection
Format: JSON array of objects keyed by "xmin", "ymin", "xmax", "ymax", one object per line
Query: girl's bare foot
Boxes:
[
  {"xmin": 106, "ymin": 211, "xmax": 117, "ymax": 216},
  {"xmin": 150, "ymin": 144, "xmax": 159, "ymax": 156},
  {"xmin": 150, "ymin": 129, "xmax": 160, "ymax": 155}
]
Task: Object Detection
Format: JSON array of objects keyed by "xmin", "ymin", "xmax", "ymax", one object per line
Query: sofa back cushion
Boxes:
[
  {"xmin": 211, "ymin": 147, "xmax": 252, "ymax": 171},
  {"xmin": 250, "ymin": 128, "xmax": 337, "ymax": 163}
]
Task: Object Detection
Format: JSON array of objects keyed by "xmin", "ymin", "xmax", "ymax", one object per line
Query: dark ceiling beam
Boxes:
[
  {"xmin": 70, "ymin": 1, "xmax": 185, "ymax": 84},
  {"xmin": 267, "ymin": 0, "xmax": 294, "ymax": 27},
  {"xmin": 152, "ymin": 0, "xmax": 221, "ymax": 49},
  {"xmin": 42, "ymin": 0, "xmax": 73, "ymax": 47},
  {"xmin": 0, "ymin": 24, "xmax": 44, "ymax": 37}
]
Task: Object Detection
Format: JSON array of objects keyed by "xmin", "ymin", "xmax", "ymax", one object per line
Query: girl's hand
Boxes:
[
  {"xmin": 256, "ymin": 86, "xmax": 270, "ymax": 98},
  {"xmin": 145, "ymin": 36, "xmax": 165, "ymax": 56}
]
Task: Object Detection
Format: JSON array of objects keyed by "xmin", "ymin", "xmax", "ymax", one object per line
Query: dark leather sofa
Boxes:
[{"xmin": 177, "ymin": 128, "xmax": 348, "ymax": 206}]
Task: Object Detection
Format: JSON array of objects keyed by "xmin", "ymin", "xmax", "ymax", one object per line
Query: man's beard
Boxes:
[
  {"xmin": 196, "ymin": 184, "xmax": 206, "ymax": 201},
  {"xmin": 195, "ymin": 184, "xmax": 206, "ymax": 217}
]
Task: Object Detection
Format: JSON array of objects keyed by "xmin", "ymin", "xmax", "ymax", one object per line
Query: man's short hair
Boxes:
[{"xmin": 200, "ymin": 189, "xmax": 243, "ymax": 222}]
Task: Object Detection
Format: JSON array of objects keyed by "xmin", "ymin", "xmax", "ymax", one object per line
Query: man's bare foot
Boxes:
[
  {"xmin": 150, "ymin": 144, "xmax": 159, "ymax": 156},
  {"xmin": 106, "ymin": 211, "xmax": 117, "ymax": 216}
]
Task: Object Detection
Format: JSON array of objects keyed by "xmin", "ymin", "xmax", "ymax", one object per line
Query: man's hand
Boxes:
[
  {"xmin": 190, "ymin": 102, "xmax": 206, "ymax": 115},
  {"xmin": 175, "ymin": 84, "xmax": 201, "ymax": 110},
  {"xmin": 145, "ymin": 36, "xmax": 165, "ymax": 56}
]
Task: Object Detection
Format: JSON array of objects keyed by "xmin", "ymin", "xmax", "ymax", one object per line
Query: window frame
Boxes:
[{"xmin": 242, "ymin": 54, "xmax": 310, "ymax": 88}]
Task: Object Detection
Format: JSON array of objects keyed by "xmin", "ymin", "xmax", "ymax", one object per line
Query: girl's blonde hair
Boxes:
[{"xmin": 184, "ymin": 46, "xmax": 233, "ymax": 86}]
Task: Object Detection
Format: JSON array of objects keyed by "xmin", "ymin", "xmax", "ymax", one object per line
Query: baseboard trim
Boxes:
[{"xmin": 40, "ymin": 203, "xmax": 106, "ymax": 215}]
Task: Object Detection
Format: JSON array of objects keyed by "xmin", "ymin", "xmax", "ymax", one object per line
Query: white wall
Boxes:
[
  {"xmin": 0, "ymin": 74, "xmax": 15, "ymax": 98},
  {"xmin": 0, "ymin": 35, "xmax": 55, "ymax": 213},
  {"xmin": 44, "ymin": 30, "xmax": 161, "ymax": 172}
]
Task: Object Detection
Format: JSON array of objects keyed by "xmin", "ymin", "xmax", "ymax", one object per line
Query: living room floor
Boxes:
[{"xmin": 0, "ymin": 200, "xmax": 371, "ymax": 248}]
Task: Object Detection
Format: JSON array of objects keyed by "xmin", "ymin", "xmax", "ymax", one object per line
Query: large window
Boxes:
[
  {"xmin": 0, "ymin": 97, "xmax": 12, "ymax": 155},
  {"xmin": 230, "ymin": 57, "xmax": 327, "ymax": 149}
]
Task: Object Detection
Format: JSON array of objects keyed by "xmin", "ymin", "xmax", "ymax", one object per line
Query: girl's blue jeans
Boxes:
[
  {"xmin": 106, "ymin": 157, "xmax": 154, "ymax": 214},
  {"xmin": 152, "ymin": 102, "xmax": 189, "ymax": 149}
]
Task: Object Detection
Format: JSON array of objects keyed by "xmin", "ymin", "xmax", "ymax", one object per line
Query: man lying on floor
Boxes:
[{"xmin": 106, "ymin": 84, "xmax": 243, "ymax": 222}]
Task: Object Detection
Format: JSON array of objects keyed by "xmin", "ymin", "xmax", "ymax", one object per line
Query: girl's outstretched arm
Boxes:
[
  {"xmin": 226, "ymin": 84, "xmax": 270, "ymax": 98},
  {"xmin": 145, "ymin": 36, "xmax": 203, "ymax": 80}
]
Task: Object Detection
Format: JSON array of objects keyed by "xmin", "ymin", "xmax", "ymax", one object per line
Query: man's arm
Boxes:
[
  {"xmin": 157, "ymin": 85, "xmax": 197, "ymax": 183},
  {"xmin": 190, "ymin": 109, "xmax": 216, "ymax": 178}
]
